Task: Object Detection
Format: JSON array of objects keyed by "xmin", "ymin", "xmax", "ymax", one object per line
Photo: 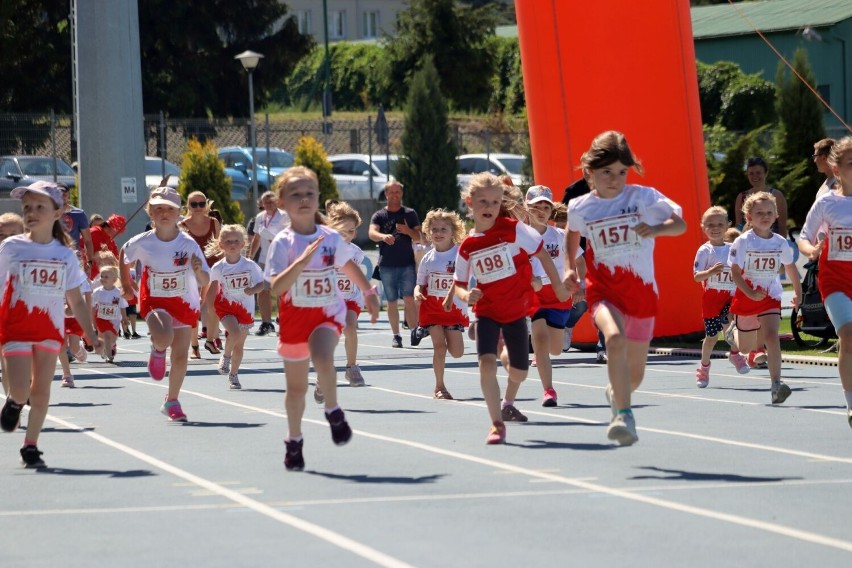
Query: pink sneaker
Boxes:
[
  {"xmin": 161, "ymin": 399, "xmax": 187, "ymax": 422},
  {"xmin": 148, "ymin": 348, "xmax": 167, "ymax": 381},
  {"xmin": 695, "ymin": 363, "xmax": 710, "ymax": 388},
  {"xmin": 486, "ymin": 421, "xmax": 506, "ymax": 445},
  {"xmin": 728, "ymin": 351, "xmax": 750, "ymax": 374},
  {"xmin": 542, "ymin": 388, "xmax": 558, "ymax": 407}
]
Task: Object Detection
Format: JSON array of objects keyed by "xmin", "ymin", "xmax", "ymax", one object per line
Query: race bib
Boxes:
[
  {"xmin": 470, "ymin": 244, "xmax": 516, "ymax": 284},
  {"xmin": 705, "ymin": 267, "xmax": 736, "ymax": 291},
  {"xmin": 223, "ymin": 271, "xmax": 251, "ymax": 295},
  {"xmin": 19, "ymin": 260, "xmax": 66, "ymax": 298},
  {"xmin": 336, "ymin": 275, "xmax": 358, "ymax": 300},
  {"xmin": 97, "ymin": 303, "xmax": 119, "ymax": 320},
  {"xmin": 587, "ymin": 214, "xmax": 641, "ymax": 261},
  {"xmin": 743, "ymin": 250, "xmax": 780, "ymax": 279},
  {"xmin": 428, "ymin": 272, "xmax": 454, "ymax": 298},
  {"xmin": 150, "ymin": 270, "xmax": 187, "ymax": 298},
  {"xmin": 292, "ymin": 267, "xmax": 338, "ymax": 308},
  {"xmin": 827, "ymin": 228, "xmax": 852, "ymax": 262}
]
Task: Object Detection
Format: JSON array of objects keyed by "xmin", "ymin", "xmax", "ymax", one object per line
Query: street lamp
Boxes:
[{"xmin": 235, "ymin": 50, "xmax": 264, "ymax": 219}]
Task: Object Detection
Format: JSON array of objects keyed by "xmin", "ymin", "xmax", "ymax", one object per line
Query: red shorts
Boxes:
[
  {"xmin": 345, "ymin": 300, "xmax": 362, "ymax": 317},
  {"xmin": 95, "ymin": 317, "xmax": 119, "ymax": 335},
  {"xmin": 64, "ymin": 317, "xmax": 84, "ymax": 337}
]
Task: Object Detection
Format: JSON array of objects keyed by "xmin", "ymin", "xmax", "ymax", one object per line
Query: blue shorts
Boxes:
[
  {"xmin": 532, "ymin": 308, "xmax": 571, "ymax": 329},
  {"xmin": 379, "ymin": 264, "xmax": 416, "ymax": 302},
  {"xmin": 824, "ymin": 292, "xmax": 852, "ymax": 330}
]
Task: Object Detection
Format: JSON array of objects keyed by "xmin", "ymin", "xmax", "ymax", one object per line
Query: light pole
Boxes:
[{"xmin": 235, "ymin": 50, "xmax": 264, "ymax": 219}]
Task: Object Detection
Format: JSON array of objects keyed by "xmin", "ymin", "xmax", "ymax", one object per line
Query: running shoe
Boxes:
[
  {"xmin": 74, "ymin": 346, "xmax": 87, "ymax": 362},
  {"xmin": 214, "ymin": 337, "xmax": 223, "ymax": 351},
  {"xmin": 605, "ymin": 384, "xmax": 617, "ymax": 419},
  {"xmin": 486, "ymin": 421, "xmax": 506, "ymax": 445},
  {"xmin": 695, "ymin": 363, "xmax": 710, "ymax": 388},
  {"xmin": 728, "ymin": 351, "xmax": 751, "ymax": 375},
  {"xmin": 542, "ymin": 388, "xmax": 558, "ymax": 407},
  {"xmin": 130, "ymin": 332, "xmax": 142, "ymax": 339},
  {"xmin": 345, "ymin": 365, "xmax": 365, "ymax": 387},
  {"xmin": 161, "ymin": 400, "xmax": 187, "ymax": 422},
  {"xmin": 20, "ymin": 445, "xmax": 46, "ymax": 468},
  {"xmin": 256, "ymin": 322, "xmax": 274, "ymax": 336},
  {"xmin": 148, "ymin": 348, "xmax": 167, "ymax": 381},
  {"xmin": 607, "ymin": 412, "xmax": 639, "ymax": 446},
  {"xmin": 392, "ymin": 334, "xmax": 403, "ymax": 348},
  {"xmin": 60, "ymin": 375, "xmax": 75, "ymax": 388},
  {"xmin": 123, "ymin": 329, "xmax": 131, "ymax": 340},
  {"xmin": 596, "ymin": 350, "xmax": 608, "ymax": 364},
  {"xmin": 531, "ymin": 355, "xmax": 537, "ymax": 367},
  {"xmin": 313, "ymin": 384, "xmax": 324, "ymax": 404},
  {"xmin": 501, "ymin": 404, "xmax": 528, "ymax": 422},
  {"xmin": 228, "ymin": 373, "xmax": 242, "ymax": 390},
  {"xmin": 217, "ymin": 355, "xmax": 231, "ymax": 376},
  {"xmin": 0, "ymin": 398, "xmax": 24, "ymax": 432},
  {"xmin": 748, "ymin": 349, "xmax": 768, "ymax": 368},
  {"xmin": 198, "ymin": 327, "xmax": 207, "ymax": 339},
  {"xmin": 284, "ymin": 438, "xmax": 305, "ymax": 471},
  {"xmin": 562, "ymin": 327, "xmax": 573, "ymax": 352},
  {"xmin": 410, "ymin": 327, "xmax": 423, "ymax": 347},
  {"xmin": 771, "ymin": 381, "xmax": 792, "ymax": 404},
  {"xmin": 325, "ymin": 408, "xmax": 352, "ymax": 445}
]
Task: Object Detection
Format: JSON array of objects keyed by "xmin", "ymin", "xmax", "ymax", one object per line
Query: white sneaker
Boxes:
[
  {"xmin": 228, "ymin": 373, "xmax": 241, "ymax": 390},
  {"xmin": 74, "ymin": 347, "xmax": 87, "ymax": 363},
  {"xmin": 345, "ymin": 365, "xmax": 365, "ymax": 387},
  {"xmin": 596, "ymin": 350, "xmax": 608, "ymax": 364},
  {"xmin": 60, "ymin": 375, "xmax": 75, "ymax": 388},
  {"xmin": 562, "ymin": 328, "xmax": 573, "ymax": 352},
  {"xmin": 217, "ymin": 355, "xmax": 231, "ymax": 375},
  {"xmin": 607, "ymin": 412, "xmax": 638, "ymax": 446},
  {"xmin": 771, "ymin": 381, "xmax": 792, "ymax": 404}
]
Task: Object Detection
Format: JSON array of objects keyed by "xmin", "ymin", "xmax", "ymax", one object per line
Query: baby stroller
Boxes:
[{"xmin": 790, "ymin": 259, "xmax": 837, "ymax": 348}]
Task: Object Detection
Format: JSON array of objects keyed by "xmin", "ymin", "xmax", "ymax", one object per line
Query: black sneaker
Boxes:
[
  {"xmin": 1, "ymin": 398, "xmax": 24, "ymax": 432},
  {"xmin": 20, "ymin": 445, "xmax": 45, "ymax": 468},
  {"xmin": 410, "ymin": 327, "xmax": 422, "ymax": 347},
  {"xmin": 130, "ymin": 332, "xmax": 142, "ymax": 339},
  {"xmin": 256, "ymin": 322, "xmax": 275, "ymax": 336},
  {"xmin": 284, "ymin": 439, "xmax": 305, "ymax": 471},
  {"xmin": 123, "ymin": 329, "xmax": 131, "ymax": 340},
  {"xmin": 391, "ymin": 335, "xmax": 403, "ymax": 348},
  {"xmin": 501, "ymin": 404, "xmax": 529, "ymax": 423},
  {"xmin": 326, "ymin": 408, "xmax": 352, "ymax": 445}
]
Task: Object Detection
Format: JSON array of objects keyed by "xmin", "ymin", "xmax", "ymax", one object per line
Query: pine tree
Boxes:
[
  {"xmin": 397, "ymin": 56, "xmax": 459, "ymax": 217},
  {"xmin": 180, "ymin": 139, "xmax": 243, "ymax": 224},
  {"xmin": 293, "ymin": 136, "xmax": 339, "ymax": 205}
]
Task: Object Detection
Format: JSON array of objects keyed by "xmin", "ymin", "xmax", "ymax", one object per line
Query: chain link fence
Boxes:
[{"xmin": 0, "ymin": 111, "xmax": 530, "ymax": 166}]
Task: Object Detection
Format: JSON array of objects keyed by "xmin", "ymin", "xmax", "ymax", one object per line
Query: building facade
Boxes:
[{"xmin": 284, "ymin": 0, "xmax": 406, "ymax": 43}]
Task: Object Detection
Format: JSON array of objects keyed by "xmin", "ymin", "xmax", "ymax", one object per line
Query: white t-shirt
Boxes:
[
  {"xmin": 418, "ymin": 245, "xmax": 467, "ymax": 313},
  {"xmin": 209, "ymin": 256, "xmax": 264, "ymax": 323},
  {"xmin": 336, "ymin": 242, "xmax": 365, "ymax": 305},
  {"xmin": 255, "ymin": 209, "xmax": 291, "ymax": 266},
  {"xmin": 92, "ymin": 286, "xmax": 128, "ymax": 322},
  {"xmin": 0, "ymin": 235, "xmax": 88, "ymax": 343},
  {"xmin": 693, "ymin": 242, "xmax": 735, "ymax": 293},
  {"xmin": 728, "ymin": 230, "xmax": 793, "ymax": 301}
]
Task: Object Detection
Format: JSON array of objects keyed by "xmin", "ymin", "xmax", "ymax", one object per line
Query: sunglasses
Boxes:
[{"xmin": 189, "ymin": 201, "xmax": 207, "ymax": 208}]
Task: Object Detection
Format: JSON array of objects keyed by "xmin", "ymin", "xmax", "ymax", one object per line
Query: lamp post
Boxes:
[{"xmin": 235, "ymin": 50, "xmax": 264, "ymax": 219}]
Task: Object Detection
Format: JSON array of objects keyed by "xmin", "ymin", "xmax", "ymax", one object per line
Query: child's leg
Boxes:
[
  {"xmin": 479, "ymin": 353, "xmax": 502, "ymax": 423},
  {"xmin": 760, "ymin": 313, "xmax": 782, "ymax": 381},
  {"xmin": 530, "ymin": 318, "xmax": 553, "ymax": 390},
  {"xmin": 58, "ymin": 347, "xmax": 72, "ymax": 377},
  {"xmin": 147, "ymin": 311, "xmax": 175, "ymax": 352},
  {"xmin": 1, "ymin": 353, "xmax": 8, "ymax": 395},
  {"xmin": 166, "ymin": 327, "xmax": 192, "ymax": 401},
  {"xmin": 310, "ymin": 326, "xmax": 342, "ymax": 411},
  {"xmin": 734, "ymin": 316, "xmax": 759, "ymax": 355},
  {"xmin": 430, "ymin": 326, "xmax": 449, "ymax": 392},
  {"xmin": 4, "ymin": 355, "xmax": 33, "ymax": 406},
  {"xmin": 343, "ymin": 310, "xmax": 358, "ymax": 367},
  {"xmin": 593, "ymin": 304, "xmax": 630, "ymax": 409},
  {"xmin": 22, "ymin": 349, "xmax": 59, "ymax": 445},
  {"xmin": 283, "ymin": 358, "xmax": 310, "ymax": 439},
  {"xmin": 103, "ymin": 331, "xmax": 116, "ymax": 360},
  {"xmin": 221, "ymin": 316, "xmax": 240, "ymax": 357},
  {"xmin": 626, "ymin": 339, "xmax": 651, "ymax": 393},
  {"xmin": 129, "ymin": 313, "xmax": 138, "ymax": 333},
  {"xmin": 446, "ymin": 328, "xmax": 464, "ymax": 359},
  {"xmin": 701, "ymin": 333, "xmax": 717, "ymax": 366},
  {"xmin": 502, "ymin": 320, "xmax": 530, "ymax": 402},
  {"xmin": 231, "ymin": 329, "xmax": 249, "ymax": 373}
]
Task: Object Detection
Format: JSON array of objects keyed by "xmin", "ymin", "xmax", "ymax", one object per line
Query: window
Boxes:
[
  {"xmin": 294, "ymin": 10, "xmax": 312, "ymax": 35},
  {"xmin": 362, "ymin": 11, "xmax": 379, "ymax": 39},
  {"xmin": 329, "ymin": 10, "xmax": 346, "ymax": 40}
]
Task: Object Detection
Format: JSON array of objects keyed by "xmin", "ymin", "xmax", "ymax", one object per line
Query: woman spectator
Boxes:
[{"xmin": 733, "ymin": 157, "xmax": 788, "ymax": 238}]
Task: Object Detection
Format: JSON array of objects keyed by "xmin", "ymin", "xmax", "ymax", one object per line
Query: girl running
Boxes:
[
  {"xmin": 0, "ymin": 213, "xmax": 24, "ymax": 396},
  {"xmin": 414, "ymin": 209, "xmax": 469, "ymax": 400},
  {"xmin": 798, "ymin": 135, "xmax": 852, "ymax": 427},
  {"xmin": 729, "ymin": 192, "xmax": 801, "ymax": 404},
  {"xmin": 0, "ymin": 181, "xmax": 103, "ymax": 468},
  {"xmin": 565, "ymin": 131, "xmax": 686, "ymax": 446},
  {"xmin": 203, "ymin": 225, "xmax": 265, "ymax": 390},
  {"xmin": 265, "ymin": 167, "xmax": 379, "ymax": 471},
  {"xmin": 450, "ymin": 172, "xmax": 569, "ymax": 444},
  {"xmin": 91, "ymin": 258, "xmax": 128, "ymax": 365},
  {"xmin": 120, "ymin": 186, "xmax": 210, "ymax": 422},
  {"xmin": 693, "ymin": 206, "xmax": 750, "ymax": 387}
]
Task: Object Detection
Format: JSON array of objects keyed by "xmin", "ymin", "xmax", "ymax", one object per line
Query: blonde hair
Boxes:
[
  {"xmin": 724, "ymin": 227, "xmax": 741, "ymax": 243},
  {"xmin": 205, "ymin": 224, "xmax": 247, "ymax": 258},
  {"xmin": 701, "ymin": 205, "xmax": 729, "ymax": 225},
  {"xmin": 422, "ymin": 209, "xmax": 466, "ymax": 244},
  {"xmin": 325, "ymin": 200, "xmax": 362, "ymax": 230},
  {"xmin": 98, "ymin": 263, "xmax": 119, "ymax": 280},
  {"xmin": 502, "ymin": 184, "xmax": 527, "ymax": 221},
  {"xmin": 96, "ymin": 251, "xmax": 120, "ymax": 282},
  {"xmin": 741, "ymin": 191, "xmax": 777, "ymax": 217},
  {"xmin": 275, "ymin": 166, "xmax": 324, "ymax": 224},
  {"xmin": 828, "ymin": 136, "xmax": 852, "ymax": 190},
  {"xmin": 0, "ymin": 212, "xmax": 24, "ymax": 232}
]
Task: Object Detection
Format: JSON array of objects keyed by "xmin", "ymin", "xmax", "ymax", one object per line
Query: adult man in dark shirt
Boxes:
[
  {"xmin": 58, "ymin": 183, "xmax": 94, "ymax": 271},
  {"xmin": 369, "ymin": 181, "xmax": 422, "ymax": 348}
]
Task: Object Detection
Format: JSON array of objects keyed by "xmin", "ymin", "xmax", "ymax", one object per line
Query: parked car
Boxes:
[
  {"xmin": 145, "ymin": 157, "xmax": 181, "ymax": 189},
  {"xmin": 0, "ymin": 155, "xmax": 77, "ymax": 196},
  {"xmin": 456, "ymin": 153, "xmax": 529, "ymax": 189},
  {"xmin": 217, "ymin": 146, "xmax": 294, "ymax": 196},
  {"xmin": 328, "ymin": 153, "xmax": 399, "ymax": 201}
]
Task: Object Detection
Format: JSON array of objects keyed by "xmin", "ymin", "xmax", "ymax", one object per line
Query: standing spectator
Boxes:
[
  {"xmin": 88, "ymin": 214, "xmax": 126, "ymax": 279},
  {"xmin": 369, "ymin": 181, "xmax": 422, "ymax": 348},
  {"xmin": 248, "ymin": 191, "xmax": 290, "ymax": 336},
  {"xmin": 58, "ymin": 183, "xmax": 95, "ymax": 271},
  {"xmin": 733, "ymin": 157, "xmax": 788, "ymax": 238},
  {"xmin": 813, "ymin": 138, "xmax": 838, "ymax": 201}
]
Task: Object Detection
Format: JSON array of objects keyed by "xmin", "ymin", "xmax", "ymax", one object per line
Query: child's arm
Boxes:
[
  {"xmin": 118, "ymin": 249, "xmax": 137, "ymax": 300},
  {"xmin": 413, "ymin": 284, "xmax": 427, "ymax": 303},
  {"xmin": 533, "ymin": 247, "xmax": 570, "ymax": 302},
  {"xmin": 730, "ymin": 263, "xmax": 766, "ymax": 301},
  {"xmin": 340, "ymin": 259, "xmax": 379, "ymax": 323},
  {"xmin": 563, "ymin": 230, "xmax": 582, "ymax": 294},
  {"xmin": 191, "ymin": 254, "xmax": 209, "ymax": 288},
  {"xmin": 202, "ymin": 280, "xmax": 218, "ymax": 310},
  {"xmin": 67, "ymin": 287, "xmax": 103, "ymax": 355},
  {"xmin": 633, "ymin": 212, "xmax": 687, "ymax": 239},
  {"xmin": 270, "ymin": 236, "xmax": 323, "ymax": 296},
  {"xmin": 784, "ymin": 263, "xmax": 802, "ymax": 309},
  {"xmin": 694, "ymin": 263, "xmax": 724, "ymax": 283}
]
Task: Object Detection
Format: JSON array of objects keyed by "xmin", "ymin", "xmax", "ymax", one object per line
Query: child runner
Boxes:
[
  {"xmin": 265, "ymin": 167, "xmax": 379, "ymax": 471},
  {"xmin": 122, "ymin": 264, "xmax": 142, "ymax": 339},
  {"xmin": 119, "ymin": 186, "xmax": 210, "ymax": 421},
  {"xmin": 91, "ymin": 259, "xmax": 128, "ymax": 364},
  {"xmin": 325, "ymin": 200, "xmax": 368, "ymax": 390},
  {"xmin": 693, "ymin": 206, "xmax": 750, "ymax": 387},
  {"xmin": 203, "ymin": 224, "xmax": 265, "ymax": 390},
  {"xmin": 728, "ymin": 191, "xmax": 801, "ymax": 404},
  {"xmin": 413, "ymin": 209, "xmax": 469, "ymax": 400},
  {"xmin": 57, "ymin": 276, "xmax": 92, "ymax": 388},
  {"xmin": 450, "ymin": 173, "xmax": 569, "ymax": 444},
  {"xmin": 0, "ymin": 213, "xmax": 25, "ymax": 395},
  {"xmin": 798, "ymin": 135, "xmax": 852, "ymax": 427},
  {"xmin": 526, "ymin": 186, "xmax": 575, "ymax": 407},
  {"xmin": 565, "ymin": 131, "xmax": 686, "ymax": 446},
  {"xmin": 0, "ymin": 181, "xmax": 103, "ymax": 468}
]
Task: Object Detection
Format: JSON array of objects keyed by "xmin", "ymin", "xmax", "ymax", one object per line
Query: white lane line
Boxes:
[{"xmin": 41, "ymin": 414, "xmax": 414, "ymax": 568}]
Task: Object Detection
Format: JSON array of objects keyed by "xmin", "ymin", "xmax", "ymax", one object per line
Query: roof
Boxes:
[{"xmin": 692, "ymin": 0, "xmax": 852, "ymax": 39}]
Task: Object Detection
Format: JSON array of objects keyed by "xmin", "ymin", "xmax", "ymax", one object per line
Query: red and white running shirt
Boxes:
[
  {"xmin": 417, "ymin": 244, "xmax": 468, "ymax": 327},
  {"xmin": 336, "ymin": 242, "xmax": 365, "ymax": 307},
  {"xmin": 799, "ymin": 191, "xmax": 852, "ymax": 299},
  {"xmin": 0, "ymin": 235, "xmax": 88, "ymax": 343},
  {"xmin": 91, "ymin": 286, "xmax": 128, "ymax": 323},
  {"xmin": 693, "ymin": 241, "xmax": 734, "ymax": 318},
  {"xmin": 209, "ymin": 256, "xmax": 264, "ymax": 325},
  {"xmin": 728, "ymin": 230, "xmax": 793, "ymax": 314}
]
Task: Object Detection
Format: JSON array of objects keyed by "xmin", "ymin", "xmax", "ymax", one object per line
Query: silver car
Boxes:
[
  {"xmin": 328, "ymin": 153, "xmax": 398, "ymax": 201},
  {"xmin": 0, "ymin": 155, "xmax": 77, "ymax": 196}
]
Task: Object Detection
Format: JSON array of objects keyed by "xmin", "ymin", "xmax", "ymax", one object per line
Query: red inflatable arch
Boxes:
[{"xmin": 516, "ymin": 0, "xmax": 710, "ymax": 340}]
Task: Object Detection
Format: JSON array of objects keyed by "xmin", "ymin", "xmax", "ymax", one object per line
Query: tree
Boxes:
[
  {"xmin": 292, "ymin": 136, "xmax": 338, "ymax": 205},
  {"xmin": 397, "ymin": 56, "xmax": 459, "ymax": 217},
  {"xmin": 770, "ymin": 48, "xmax": 826, "ymax": 228},
  {"xmin": 180, "ymin": 139, "xmax": 244, "ymax": 224},
  {"xmin": 384, "ymin": 0, "xmax": 497, "ymax": 111}
]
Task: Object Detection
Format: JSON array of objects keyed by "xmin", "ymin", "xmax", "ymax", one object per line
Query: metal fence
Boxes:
[{"xmin": 0, "ymin": 111, "xmax": 530, "ymax": 166}]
